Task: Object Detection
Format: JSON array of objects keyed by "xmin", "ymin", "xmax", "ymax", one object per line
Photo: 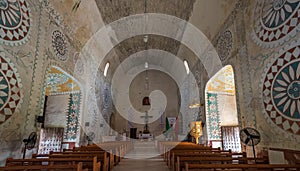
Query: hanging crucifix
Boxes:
[{"xmin": 140, "ymin": 111, "xmax": 152, "ymax": 134}]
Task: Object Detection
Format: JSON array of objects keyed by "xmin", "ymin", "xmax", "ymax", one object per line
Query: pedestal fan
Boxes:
[
  {"xmin": 22, "ymin": 132, "xmax": 37, "ymax": 159},
  {"xmin": 240, "ymin": 127, "xmax": 261, "ymax": 159},
  {"xmin": 86, "ymin": 132, "xmax": 95, "ymax": 145}
]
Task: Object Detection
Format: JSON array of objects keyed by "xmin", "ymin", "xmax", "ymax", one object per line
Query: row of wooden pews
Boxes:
[
  {"xmin": 0, "ymin": 141, "xmax": 133, "ymax": 171},
  {"xmin": 159, "ymin": 141, "xmax": 300, "ymax": 171}
]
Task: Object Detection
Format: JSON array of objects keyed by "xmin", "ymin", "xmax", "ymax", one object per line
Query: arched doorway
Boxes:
[
  {"xmin": 38, "ymin": 66, "xmax": 82, "ymax": 154},
  {"xmin": 205, "ymin": 65, "xmax": 241, "ymax": 152}
]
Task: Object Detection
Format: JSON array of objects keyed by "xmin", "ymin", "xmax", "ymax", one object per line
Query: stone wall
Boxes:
[{"xmin": 0, "ymin": 0, "xmax": 103, "ymax": 165}]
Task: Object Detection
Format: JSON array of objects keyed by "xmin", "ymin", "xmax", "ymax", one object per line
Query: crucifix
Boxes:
[{"xmin": 140, "ymin": 111, "xmax": 153, "ymax": 134}]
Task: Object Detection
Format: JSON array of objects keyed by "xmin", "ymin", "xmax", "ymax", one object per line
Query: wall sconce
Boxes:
[
  {"xmin": 35, "ymin": 115, "xmax": 44, "ymax": 128},
  {"xmin": 189, "ymin": 102, "xmax": 204, "ymax": 109}
]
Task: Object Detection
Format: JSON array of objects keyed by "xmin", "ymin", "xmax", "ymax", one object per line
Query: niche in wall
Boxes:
[{"xmin": 44, "ymin": 94, "xmax": 69, "ymax": 128}]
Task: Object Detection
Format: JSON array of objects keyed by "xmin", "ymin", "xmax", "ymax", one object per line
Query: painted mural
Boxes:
[
  {"xmin": 52, "ymin": 30, "xmax": 69, "ymax": 61},
  {"xmin": 206, "ymin": 65, "xmax": 235, "ymax": 95},
  {"xmin": 206, "ymin": 93, "xmax": 221, "ymax": 140},
  {"xmin": 0, "ymin": 0, "xmax": 31, "ymax": 46},
  {"xmin": 217, "ymin": 30, "xmax": 233, "ymax": 62},
  {"xmin": 0, "ymin": 51, "xmax": 23, "ymax": 125},
  {"xmin": 252, "ymin": 0, "xmax": 300, "ymax": 48},
  {"xmin": 45, "ymin": 66, "xmax": 80, "ymax": 95},
  {"xmin": 65, "ymin": 92, "xmax": 81, "ymax": 142},
  {"xmin": 45, "ymin": 66, "xmax": 81, "ymax": 142},
  {"xmin": 261, "ymin": 39, "xmax": 300, "ymax": 135}
]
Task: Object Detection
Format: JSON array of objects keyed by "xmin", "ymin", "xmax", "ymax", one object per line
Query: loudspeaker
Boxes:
[{"xmin": 36, "ymin": 116, "xmax": 44, "ymax": 123}]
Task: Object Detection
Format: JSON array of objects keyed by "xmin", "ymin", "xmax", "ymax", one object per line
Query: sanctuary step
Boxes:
[
  {"xmin": 112, "ymin": 140, "xmax": 168, "ymax": 171},
  {"xmin": 111, "ymin": 157, "xmax": 169, "ymax": 171},
  {"xmin": 124, "ymin": 140, "xmax": 160, "ymax": 159}
]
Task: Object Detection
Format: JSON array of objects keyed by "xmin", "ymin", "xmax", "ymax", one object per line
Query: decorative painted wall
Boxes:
[
  {"xmin": 206, "ymin": 65, "xmax": 235, "ymax": 94},
  {"xmin": 0, "ymin": 0, "xmax": 299, "ymax": 166},
  {"xmin": 206, "ymin": 93, "xmax": 221, "ymax": 141},
  {"xmin": 246, "ymin": 0, "xmax": 300, "ymax": 151},
  {"xmin": 0, "ymin": 52, "xmax": 23, "ymax": 125},
  {"xmin": 52, "ymin": 30, "xmax": 69, "ymax": 61},
  {"xmin": 0, "ymin": 0, "xmax": 31, "ymax": 46},
  {"xmin": 261, "ymin": 39, "xmax": 300, "ymax": 135},
  {"xmin": 252, "ymin": 0, "xmax": 300, "ymax": 48},
  {"xmin": 65, "ymin": 92, "xmax": 81, "ymax": 142},
  {"xmin": 45, "ymin": 66, "xmax": 80, "ymax": 96}
]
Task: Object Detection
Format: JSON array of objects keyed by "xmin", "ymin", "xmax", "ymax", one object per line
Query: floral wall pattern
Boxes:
[
  {"xmin": 217, "ymin": 30, "xmax": 233, "ymax": 62},
  {"xmin": 65, "ymin": 92, "xmax": 81, "ymax": 142},
  {"xmin": 52, "ymin": 30, "xmax": 69, "ymax": 61},
  {"xmin": 0, "ymin": 51, "xmax": 23, "ymax": 125},
  {"xmin": 45, "ymin": 66, "xmax": 80, "ymax": 95},
  {"xmin": 252, "ymin": 0, "xmax": 300, "ymax": 48},
  {"xmin": 206, "ymin": 93, "xmax": 221, "ymax": 140},
  {"xmin": 0, "ymin": 0, "xmax": 31, "ymax": 46},
  {"xmin": 206, "ymin": 65, "xmax": 235, "ymax": 95},
  {"xmin": 261, "ymin": 39, "xmax": 300, "ymax": 135}
]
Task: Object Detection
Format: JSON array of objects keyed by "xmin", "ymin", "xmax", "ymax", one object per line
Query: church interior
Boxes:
[{"xmin": 0, "ymin": 0, "xmax": 300, "ymax": 170}]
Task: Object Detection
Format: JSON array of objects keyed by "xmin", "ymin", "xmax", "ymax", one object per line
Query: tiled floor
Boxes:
[
  {"xmin": 112, "ymin": 141, "xmax": 169, "ymax": 171},
  {"xmin": 112, "ymin": 158, "xmax": 169, "ymax": 171}
]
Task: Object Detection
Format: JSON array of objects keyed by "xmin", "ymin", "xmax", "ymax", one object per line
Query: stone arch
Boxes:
[{"xmin": 42, "ymin": 66, "xmax": 83, "ymax": 147}]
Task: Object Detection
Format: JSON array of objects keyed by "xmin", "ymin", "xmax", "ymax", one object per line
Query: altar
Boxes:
[
  {"xmin": 138, "ymin": 133, "xmax": 153, "ymax": 139},
  {"xmin": 139, "ymin": 111, "xmax": 153, "ymax": 140}
]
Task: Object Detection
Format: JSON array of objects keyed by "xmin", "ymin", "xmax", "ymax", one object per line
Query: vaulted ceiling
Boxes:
[
  {"xmin": 52, "ymin": 0, "xmax": 239, "ymax": 85},
  {"xmin": 95, "ymin": 0, "xmax": 196, "ymax": 24}
]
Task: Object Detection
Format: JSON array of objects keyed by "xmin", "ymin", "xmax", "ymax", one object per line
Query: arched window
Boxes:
[
  {"xmin": 104, "ymin": 62, "xmax": 110, "ymax": 77},
  {"xmin": 183, "ymin": 60, "xmax": 190, "ymax": 74}
]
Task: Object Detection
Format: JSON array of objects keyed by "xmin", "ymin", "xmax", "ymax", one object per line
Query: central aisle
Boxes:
[{"xmin": 112, "ymin": 140, "xmax": 169, "ymax": 171}]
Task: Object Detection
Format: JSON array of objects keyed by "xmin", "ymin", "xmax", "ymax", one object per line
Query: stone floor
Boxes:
[{"xmin": 112, "ymin": 140, "xmax": 169, "ymax": 171}]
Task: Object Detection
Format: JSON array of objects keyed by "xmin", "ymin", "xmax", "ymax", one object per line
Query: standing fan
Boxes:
[
  {"xmin": 22, "ymin": 132, "xmax": 37, "ymax": 159},
  {"xmin": 240, "ymin": 127, "xmax": 260, "ymax": 159},
  {"xmin": 86, "ymin": 132, "xmax": 95, "ymax": 145}
]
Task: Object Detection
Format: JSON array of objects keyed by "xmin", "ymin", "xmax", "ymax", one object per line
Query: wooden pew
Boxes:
[
  {"xmin": 166, "ymin": 145, "xmax": 220, "ymax": 165},
  {"xmin": 62, "ymin": 147, "xmax": 113, "ymax": 170},
  {"xmin": 5, "ymin": 157, "xmax": 100, "ymax": 171},
  {"xmin": 176, "ymin": 156, "xmax": 268, "ymax": 171},
  {"xmin": 184, "ymin": 163, "xmax": 300, "ymax": 171},
  {"xmin": 162, "ymin": 142, "xmax": 207, "ymax": 161},
  {"xmin": 74, "ymin": 142, "xmax": 126, "ymax": 166},
  {"xmin": 34, "ymin": 153, "xmax": 107, "ymax": 171},
  {"xmin": 168, "ymin": 148, "xmax": 238, "ymax": 170},
  {"xmin": 65, "ymin": 141, "xmax": 132, "ymax": 170},
  {"xmin": 0, "ymin": 161, "xmax": 86, "ymax": 171},
  {"xmin": 159, "ymin": 141, "xmax": 198, "ymax": 160}
]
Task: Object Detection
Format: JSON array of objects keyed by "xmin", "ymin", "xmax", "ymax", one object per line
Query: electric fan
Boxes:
[
  {"xmin": 86, "ymin": 132, "xmax": 95, "ymax": 145},
  {"xmin": 240, "ymin": 127, "xmax": 261, "ymax": 159},
  {"xmin": 22, "ymin": 132, "xmax": 37, "ymax": 159}
]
